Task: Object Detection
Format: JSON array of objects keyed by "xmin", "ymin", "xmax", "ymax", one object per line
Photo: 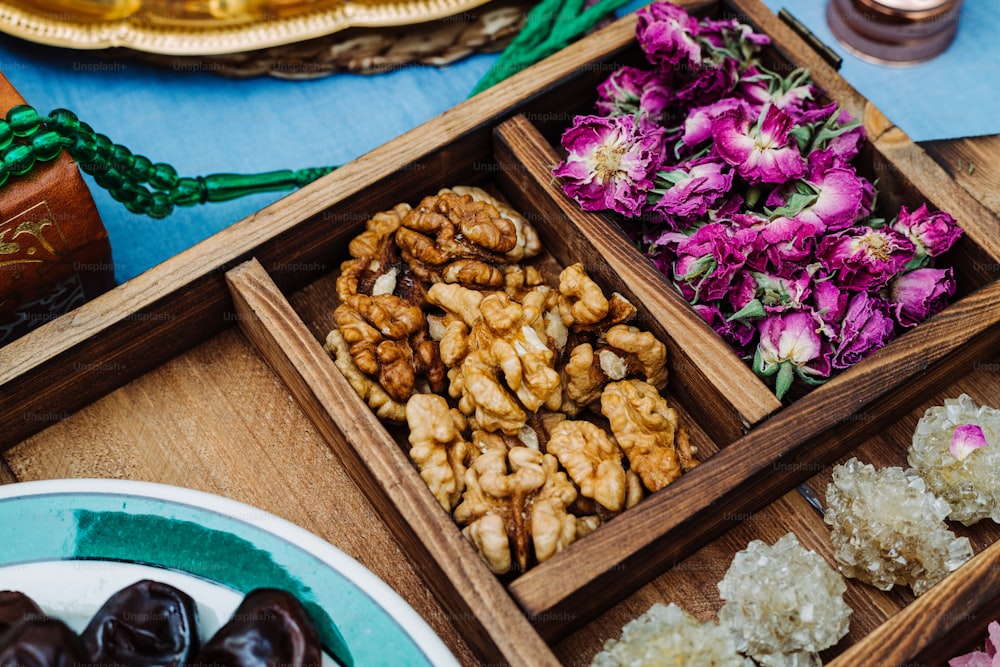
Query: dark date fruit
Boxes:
[
  {"xmin": 194, "ymin": 588, "xmax": 322, "ymax": 667},
  {"xmin": 81, "ymin": 579, "xmax": 200, "ymax": 667},
  {"xmin": 0, "ymin": 618, "xmax": 88, "ymax": 667},
  {"xmin": 0, "ymin": 591, "xmax": 45, "ymax": 635}
]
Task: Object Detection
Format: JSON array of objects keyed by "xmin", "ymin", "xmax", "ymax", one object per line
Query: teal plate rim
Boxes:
[{"xmin": 0, "ymin": 478, "xmax": 459, "ymax": 667}]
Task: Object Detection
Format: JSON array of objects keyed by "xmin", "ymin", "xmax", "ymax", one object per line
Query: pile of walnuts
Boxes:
[{"xmin": 325, "ymin": 186, "xmax": 698, "ymax": 574}]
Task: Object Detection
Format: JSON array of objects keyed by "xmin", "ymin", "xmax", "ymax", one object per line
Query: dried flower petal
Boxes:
[
  {"xmin": 947, "ymin": 620, "xmax": 1000, "ymax": 667},
  {"xmin": 951, "ymin": 424, "xmax": 989, "ymax": 461},
  {"xmin": 888, "ymin": 267, "xmax": 956, "ymax": 328}
]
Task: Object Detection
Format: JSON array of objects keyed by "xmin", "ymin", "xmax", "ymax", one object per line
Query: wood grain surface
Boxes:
[
  {"xmin": 225, "ymin": 258, "xmax": 562, "ymax": 666},
  {"xmin": 0, "ymin": 324, "xmax": 478, "ymax": 666},
  {"xmin": 4, "ymin": 1, "xmax": 1000, "ymax": 666}
]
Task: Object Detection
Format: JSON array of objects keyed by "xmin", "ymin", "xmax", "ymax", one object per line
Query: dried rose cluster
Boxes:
[
  {"xmin": 553, "ymin": 1, "xmax": 963, "ymax": 399},
  {"xmin": 950, "ymin": 620, "xmax": 1000, "ymax": 667}
]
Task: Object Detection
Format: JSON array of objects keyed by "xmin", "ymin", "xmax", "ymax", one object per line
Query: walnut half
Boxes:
[
  {"xmin": 601, "ymin": 379, "xmax": 698, "ymax": 492},
  {"xmin": 454, "ymin": 433, "xmax": 578, "ymax": 574}
]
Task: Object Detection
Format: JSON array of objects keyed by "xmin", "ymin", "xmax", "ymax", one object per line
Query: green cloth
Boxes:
[{"xmin": 470, "ymin": 0, "xmax": 637, "ymax": 95}]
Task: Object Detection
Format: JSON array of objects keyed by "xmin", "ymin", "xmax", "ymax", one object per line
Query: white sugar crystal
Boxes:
[
  {"xmin": 908, "ymin": 393, "xmax": 1000, "ymax": 525},
  {"xmin": 591, "ymin": 603, "xmax": 748, "ymax": 667},
  {"xmin": 717, "ymin": 533, "xmax": 851, "ymax": 667},
  {"xmin": 825, "ymin": 458, "xmax": 973, "ymax": 596}
]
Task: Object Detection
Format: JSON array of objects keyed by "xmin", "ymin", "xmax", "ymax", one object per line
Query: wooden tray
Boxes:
[{"xmin": 4, "ymin": 0, "xmax": 1000, "ymax": 665}]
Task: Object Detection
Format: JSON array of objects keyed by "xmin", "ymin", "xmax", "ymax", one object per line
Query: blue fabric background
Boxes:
[
  {"xmin": 0, "ymin": 36, "xmax": 498, "ymax": 284},
  {"xmin": 761, "ymin": 0, "xmax": 1000, "ymax": 143},
  {"xmin": 0, "ymin": 0, "xmax": 993, "ymax": 284}
]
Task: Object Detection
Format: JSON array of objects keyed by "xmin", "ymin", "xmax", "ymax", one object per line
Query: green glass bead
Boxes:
[
  {"xmin": 93, "ymin": 133, "xmax": 113, "ymax": 157},
  {"xmin": 171, "ymin": 177, "xmax": 203, "ymax": 207},
  {"xmin": 130, "ymin": 154, "xmax": 154, "ymax": 183},
  {"xmin": 0, "ymin": 169, "xmax": 7, "ymax": 188},
  {"xmin": 149, "ymin": 162, "xmax": 178, "ymax": 190},
  {"xmin": 65, "ymin": 131, "xmax": 97, "ymax": 162},
  {"xmin": 79, "ymin": 121, "xmax": 95, "ymax": 135},
  {"xmin": 110, "ymin": 144, "xmax": 132, "ymax": 170},
  {"xmin": 30, "ymin": 130, "xmax": 63, "ymax": 161},
  {"xmin": 79, "ymin": 157, "xmax": 106, "ymax": 175},
  {"xmin": 3, "ymin": 144, "xmax": 35, "ymax": 175},
  {"xmin": 7, "ymin": 105, "xmax": 41, "ymax": 137},
  {"xmin": 110, "ymin": 182, "xmax": 141, "ymax": 204},
  {"xmin": 0, "ymin": 121, "xmax": 12, "ymax": 151},
  {"xmin": 46, "ymin": 108, "xmax": 80, "ymax": 135},
  {"xmin": 148, "ymin": 191, "xmax": 173, "ymax": 218},
  {"xmin": 95, "ymin": 166, "xmax": 126, "ymax": 190},
  {"xmin": 124, "ymin": 190, "xmax": 152, "ymax": 214}
]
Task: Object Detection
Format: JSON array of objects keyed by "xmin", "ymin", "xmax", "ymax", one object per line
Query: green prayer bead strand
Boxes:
[{"xmin": 0, "ymin": 103, "xmax": 340, "ymax": 218}]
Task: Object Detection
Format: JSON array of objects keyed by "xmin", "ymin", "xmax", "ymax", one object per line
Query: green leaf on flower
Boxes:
[
  {"xmin": 769, "ymin": 189, "xmax": 819, "ymax": 218},
  {"xmin": 728, "ymin": 298, "xmax": 766, "ymax": 322},
  {"xmin": 794, "ymin": 367, "xmax": 829, "ymax": 387},
  {"xmin": 752, "ymin": 347, "xmax": 769, "ymax": 377},
  {"xmin": 775, "ymin": 362, "xmax": 794, "ymax": 399}
]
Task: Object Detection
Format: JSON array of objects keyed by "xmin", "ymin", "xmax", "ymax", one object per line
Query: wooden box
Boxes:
[{"xmin": 3, "ymin": 0, "xmax": 1000, "ymax": 665}]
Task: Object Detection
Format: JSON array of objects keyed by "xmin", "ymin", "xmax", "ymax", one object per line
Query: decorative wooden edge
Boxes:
[
  {"xmin": 224, "ymin": 257, "xmax": 561, "ymax": 667},
  {"xmin": 828, "ymin": 537, "xmax": 1000, "ymax": 666},
  {"xmin": 492, "ymin": 114, "xmax": 783, "ymax": 440}
]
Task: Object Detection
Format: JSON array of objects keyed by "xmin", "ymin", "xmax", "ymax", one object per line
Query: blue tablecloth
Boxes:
[
  {"xmin": 0, "ymin": 36, "xmax": 498, "ymax": 284},
  {"xmin": 762, "ymin": 0, "xmax": 1000, "ymax": 143},
  {"xmin": 1, "ymin": 0, "xmax": 995, "ymax": 284}
]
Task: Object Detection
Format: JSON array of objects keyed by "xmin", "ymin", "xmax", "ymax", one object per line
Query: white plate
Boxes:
[{"xmin": 0, "ymin": 478, "xmax": 459, "ymax": 667}]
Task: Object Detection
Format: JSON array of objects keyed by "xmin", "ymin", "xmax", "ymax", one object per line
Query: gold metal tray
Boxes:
[{"xmin": 0, "ymin": 0, "xmax": 494, "ymax": 55}]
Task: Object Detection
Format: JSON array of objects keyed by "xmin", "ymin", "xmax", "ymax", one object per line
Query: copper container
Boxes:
[{"xmin": 827, "ymin": 0, "xmax": 963, "ymax": 65}]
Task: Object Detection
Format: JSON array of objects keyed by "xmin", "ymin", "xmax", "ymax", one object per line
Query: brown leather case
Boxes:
[{"xmin": 0, "ymin": 72, "xmax": 114, "ymax": 346}]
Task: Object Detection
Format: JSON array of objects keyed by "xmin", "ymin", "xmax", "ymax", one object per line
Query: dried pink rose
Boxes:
[
  {"xmin": 672, "ymin": 222, "xmax": 756, "ymax": 302},
  {"xmin": 794, "ymin": 103, "xmax": 866, "ymax": 162},
  {"xmin": 816, "ymin": 227, "xmax": 915, "ymax": 292},
  {"xmin": 675, "ymin": 57, "xmax": 741, "ymax": 107},
  {"xmin": 831, "ymin": 292, "xmax": 895, "ymax": 370},
  {"xmin": 679, "ymin": 97, "xmax": 747, "ymax": 150},
  {"xmin": 892, "ymin": 203, "xmax": 963, "ymax": 261},
  {"xmin": 554, "ymin": 114, "xmax": 663, "ymax": 217},
  {"xmin": 810, "ymin": 274, "xmax": 849, "ymax": 339},
  {"xmin": 713, "ymin": 104, "xmax": 806, "ymax": 184},
  {"xmin": 647, "ymin": 158, "xmax": 734, "ymax": 224},
  {"xmin": 767, "ymin": 149, "xmax": 871, "ymax": 232},
  {"xmin": 738, "ymin": 65, "xmax": 817, "ymax": 120},
  {"xmin": 754, "ymin": 311, "xmax": 829, "ymax": 398},
  {"xmin": 743, "ymin": 214, "xmax": 821, "ymax": 275},
  {"xmin": 948, "ymin": 620, "xmax": 1000, "ymax": 667},
  {"xmin": 693, "ymin": 302, "xmax": 756, "ymax": 357},
  {"xmin": 888, "ymin": 266, "xmax": 956, "ymax": 327},
  {"xmin": 635, "ymin": 1, "xmax": 702, "ymax": 69},
  {"xmin": 595, "ymin": 66, "xmax": 674, "ymax": 120}
]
